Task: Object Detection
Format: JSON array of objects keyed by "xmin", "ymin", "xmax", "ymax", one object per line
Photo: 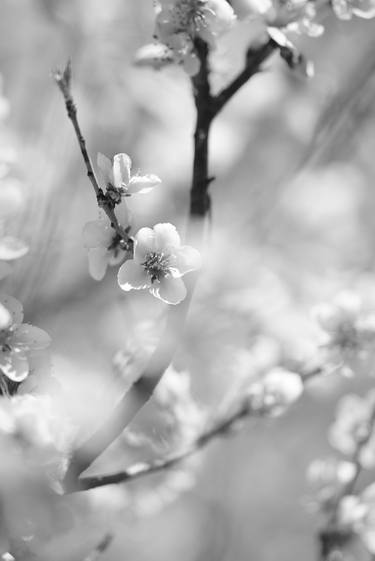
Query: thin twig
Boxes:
[
  {"xmin": 318, "ymin": 403, "xmax": 375, "ymax": 560},
  {"xmin": 54, "ymin": 63, "xmax": 131, "ymax": 245},
  {"xmin": 213, "ymin": 39, "xmax": 276, "ymax": 115}
]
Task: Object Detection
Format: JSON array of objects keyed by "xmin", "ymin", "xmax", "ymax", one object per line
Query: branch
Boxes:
[
  {"xmin": 75, "ymin": 398, "xmax": 252, "ymax": 491},
  {"xmin": 213, "ymin": 39, "xmax": 276, "ymax": 115},
  {"xmin": 54, "ymin": 62, "xmax": 131, "ymax": 245},
  {"xmin": 317, "ymin": 402, "xmax": 375, "ymax": 560},
  {"xmin": 74, "ymin": 365, "xmax": 323, "ymax": 492}
]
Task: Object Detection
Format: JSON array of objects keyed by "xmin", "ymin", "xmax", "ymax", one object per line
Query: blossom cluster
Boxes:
[
  {"xmin": 0, "ymin": 79, "xmax": 28, "ymax": 283},
  {"xmin": 313, "ymin": 291, "xmax": 375, "ymax": 376},
  {"xmin": 308, "ymin": 391, "xmax": 375, "ymax": 554},
  {"xmin": 134, "ymin": 0, "xmax": 375, "ymax": 78},
  {"xmin": 136, "ymin": 0, "xmax": 236, "ymax": 75},
  {"xmin": 246, "ymin": 366, "xmax": 304, "ymax": 417},
  {"xmin": 83, "ymin": 153, "xmax": 201, "ymax": 305}
]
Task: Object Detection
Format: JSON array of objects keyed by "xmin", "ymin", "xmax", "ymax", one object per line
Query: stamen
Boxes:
[{"xmin": 142, "ymin": 252, "xmax": 171, "ymax": 283}]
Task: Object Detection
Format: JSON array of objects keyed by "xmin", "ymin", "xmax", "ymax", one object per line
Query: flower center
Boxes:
[{"xmin": 142, "ymin": 252, "xmax": 171, "ymax": 283}]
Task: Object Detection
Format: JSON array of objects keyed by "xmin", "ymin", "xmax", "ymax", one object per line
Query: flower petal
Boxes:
[
  {"xmin": 173, "ymin": 245, "xmax": 201, "ymax": 276},
  {"xmin": 0, "ymin": 294, "xmax": 23, "ymax": 325},
  {"xmin": 113, "ymin": 153, "xmax": 131, "ymax": 188},
  {"xmin": 128, "ymin": 174, "xmax": 161, "ymax": 194},
  {"xmin": 88, "ymin": 248, "xmax": 109, "ymax": 281},
  {"xmin": 134, "ymin": 227, "xmax": 156, "ymax": 263},
  {"xmin": 12, "ymin": 324, "xmax": 51, "ymax": 351},
  {"xmin": 153, "ymin": 276, "xmax": 187, "ymax": 305},
  {"xmin": 0, "ymin": 303, "xmax": 11, "ymax": 329},
  {"xmin": 0, "ymin": 351, "xmax": 29, "ymax": 382},
  {"xmin": 118, "ymin": 260, "xmax": 151, "ymax": 291},
  {"xmin": 97, "ymin": 153, "xmax": 114, "ymax": 186},
  {"xmin": 83, "ymin": 220, "xmax": 112, "ymax": 249},
  {"xmin": 154, "ymin": 223, "xmax": 181, "ymax": 252},
  {"xmin": 0, "ymin": 236, "xmax": 28, "ymax": 261}
]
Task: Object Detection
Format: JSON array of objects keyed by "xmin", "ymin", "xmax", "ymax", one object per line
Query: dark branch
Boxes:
[{"xmin": 213, "ymin": 39, "xmax": 276, "ymax": 115}]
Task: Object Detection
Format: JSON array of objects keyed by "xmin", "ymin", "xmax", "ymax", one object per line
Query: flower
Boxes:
[
  {"xmin": 117, "ymin": 223, "xmax": 201, "ymax": 305},
  {"xmin": 0, "ymin": 294, "xmax": 50, "ymax": 383},
  {"xmin": 97, "ymin": 152, "xmax": 161, "ymax": 196},
  {"xmin": 337, "ymin": 485, "xmax": 375, "ymax": 554},
  {"xmin": 307, "ymin": 457, "xmax": 356, "ymax": 509},
  {"xmin": 246, "ymin": 367, "xmax": 303, "ymax": 416},
  {"xmin": 149, "ymin": 0, "xmax": 236, "ymax": 75},
  {"xmin": 240, "ymin": 0, "xmax": 324, "ymax": 37},
  {"xmin": 331, "ymin": 0, "xmax": 375, "ymax": 19},
  {"xmin": 329, "ymin": 392, "xmax": 375, "ymax": 468}
]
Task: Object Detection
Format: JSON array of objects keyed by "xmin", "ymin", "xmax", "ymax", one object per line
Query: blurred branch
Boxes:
[
  {"xmin": 54, "ymin": 62, "xmax": 131, "ymax": 245},
  {"xmin": 75, "ymin": 366, "xmax": 323, "ymax": 492},
  {"xmin": 317, "ymin": 403, "xmax": 375, "ymax": 560},
  {"xmin": 75, "ymin": 398, "xmax": 253, "ymax": 491}
]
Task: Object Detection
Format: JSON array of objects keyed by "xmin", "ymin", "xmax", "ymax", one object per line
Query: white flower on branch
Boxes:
[
  {"xmin": 246, "ymin": 367, "xmax": 303, "ymax": 416},
  {"xmin": 329, "ymin": 392, "xmax": 375, "ymax": 468},
  {"xmin": 307, "ymin": 457, "xmax": 356, "ymax": 510},
  {"xmin": 331, "ymin": 0, "xmax": 375, "ymax": 19},
  {"xmin": 313, "ymin": 291, "xmax": 375, "ymax": 376},
  {"xmin": 239, "ymin": 0, "xmax": 324, "ymax": 37},
  {"xmin": 118, "ymin": 223, "xmax": 201, "ymax": 305},
  {"xmin": 146, "ymin": 0, "xmax": 236, "ymax": 75},
  {"xmin": 97, "ymin": 152, "xmax": 161, "ymax": 196},
  {"xmin": 337, "ymin": 485, "xmax": 375, "ymax": 554},
  {"xmin": 0, "ymin": 294, "xmax": 50, "ymax": 383}
]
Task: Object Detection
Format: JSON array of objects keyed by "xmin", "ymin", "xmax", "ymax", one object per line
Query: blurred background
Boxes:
[{"xmin": 1, "ymin": 1, "xmax": 375, "ymax": 559}]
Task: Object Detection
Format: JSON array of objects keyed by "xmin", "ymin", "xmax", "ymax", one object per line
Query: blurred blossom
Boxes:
[
  {"xmin": 246, "ymin": 367, "xmax": 303, "ymax": 416},
  {"xmin": 236, "ymin": 0, "xmax": 323, "ymax": 37},
  {"xmin": 0, "ymin": 294, "xmax": 51, "ymax": 384},
  {"xmin": 331, "ymin": 0, "xmax": 375, "ymax": 19},
  {"xmin": 154, "ymin": 366, "xmax": 206, "ymax": 450},
  {"xmin": 139, "ymin": 0, "xmax": 236, "ymax": 75},
  {"xmin": 307, "ymin": 457, "xmax": 356, "ymax": 510},
  {"xmin": 118, "ymin": 223, "xmax": 201, "ymax": 305},
  {"xmin": 313, "ymin": 291, "xmax": 375, "ymax": 376},
  {"xmin": 0, "ymin": 394, "xmax": 74, "ymax": 544},
  {"xmin": 337, "ymin": 485, "xmax": 375, "ymax": 554},
  {"xmin": 329, "ymin": 392, "xmax": 375, "ymax": 467}
]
